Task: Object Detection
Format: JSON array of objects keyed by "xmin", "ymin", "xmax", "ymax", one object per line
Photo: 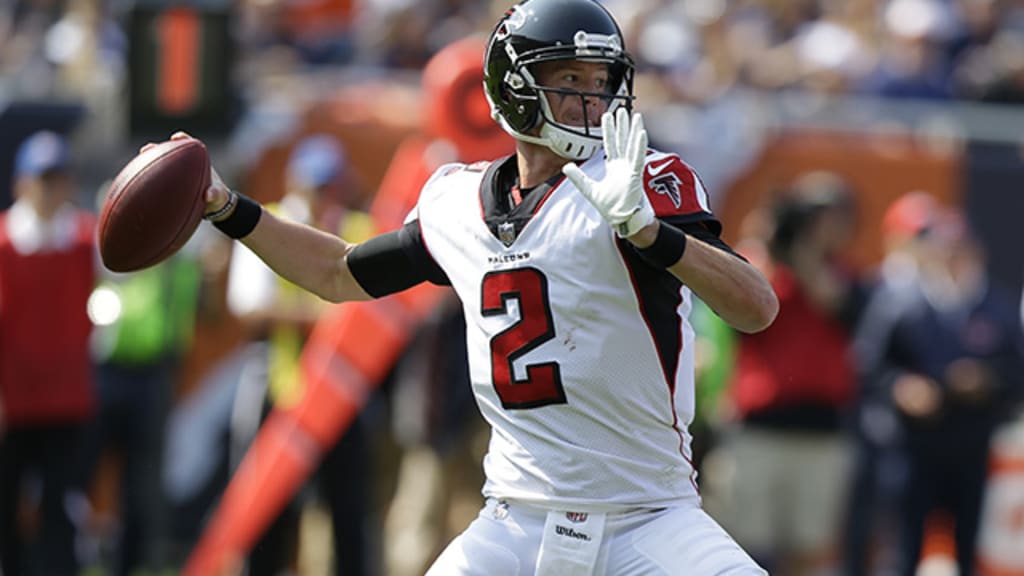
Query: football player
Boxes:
[{"xmin": 186, "ymin": 0, "xmax": 778, "ymax": 573}]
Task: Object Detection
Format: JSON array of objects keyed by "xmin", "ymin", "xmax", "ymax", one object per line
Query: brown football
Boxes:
[{"xmin": 99, "ymin": 138, "xmax": 210, "ymax": 272}]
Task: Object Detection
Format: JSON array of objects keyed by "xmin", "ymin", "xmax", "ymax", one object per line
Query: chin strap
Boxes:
[
  {"xmin": 494, "ymin": 109, "xmax": 603, "ymax": 161},
  {"xmin": 541, "ymin": 123, "xmax": 603, "ymax": 160}
]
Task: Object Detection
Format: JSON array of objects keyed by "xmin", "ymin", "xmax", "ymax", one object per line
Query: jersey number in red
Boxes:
[{"xmin": 481, "ymin": 268, "xmax": 566, "ymax": 409}]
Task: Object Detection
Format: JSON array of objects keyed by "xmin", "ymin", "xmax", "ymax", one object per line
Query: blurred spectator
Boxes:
[
  {"xmin": 0, "ymin": 1, "xmax": 63, "ymax": 97},
  {"xmin": 843, "ymin": 190, "xmax": 938, "ymax": 576},
  {"xmin": 226, "ymin": 134, "xmax": 374, "ymax": 575},
  {"xmin": 947, "ymin": 0, "xmax": 999, "ymax": 78},
  {"xmin": 238, "ymin": 0, "xmax": 357, "ymax": 66},
  {"xmin": 81, "ymin": 216, "xmax": 203, "ymax": 575},
  {"xmin": 44, "ymin": 0, "xmax": 125, "ymax": 97},
  {"xmin": 961, "ymin": 29, "xmax": 1024, "ymax": 103},
  {"xmin": 351, "ymin": 0, "xmax": 494, "ymax": 68},
  {"xmin": 281, "ymin": 0, "xmax": 358, "ymax": 65},
  {"xmin": 704, "ymin": 171, "xmax": 866, "ymax": 576},
  {"xmin": 786, "ymin": 5, "xmax": 875, "ymax": 96},
  {"xmin": 857, "ymin": 0, "xmax": 957, "ymax": 100},
  {"xmin": 853, "ymin": 194, "xmax": 1024, "ymax": 576},
  {"xmin": 0, "ymin": 130, "xmax": 96, "ymax": 575},
  {"xmin": 0, "ymin": 0, "xmax": 124, "ymax": 114}
]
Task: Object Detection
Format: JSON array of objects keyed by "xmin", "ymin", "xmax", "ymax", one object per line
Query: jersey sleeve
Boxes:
[
  {"xmin": 402, "ymin": 161, "xmax": 470, "ymax": 225},
  {"xmin": 642, "ymin": 152, "xmax": 720, "ymax": 234}
]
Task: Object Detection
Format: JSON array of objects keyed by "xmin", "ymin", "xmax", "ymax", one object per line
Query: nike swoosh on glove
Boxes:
[{"xmin": 562, "ymin": 108, "xmax": 655, "ymax": 237}]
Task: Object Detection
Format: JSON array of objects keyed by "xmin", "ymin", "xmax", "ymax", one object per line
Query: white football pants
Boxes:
[{"xmin": 425, "ymin": 498, "xmax": 767, "ymax": 575}]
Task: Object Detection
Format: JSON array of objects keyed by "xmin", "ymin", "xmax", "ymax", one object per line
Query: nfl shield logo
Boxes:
[
  {"xmin": 565, "ymin": 511, "xmax": 588, "ymax": 523},
  {"xmin": 498, "ymin": 222, "xmax": 516, "ymax": 247}
]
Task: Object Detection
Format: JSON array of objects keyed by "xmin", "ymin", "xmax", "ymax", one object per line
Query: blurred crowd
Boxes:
[
  {"xmin": 5, "ymin": 0, "xmax": 1024, "ymax": 196},
  {"xmin": 699, "ymin": 180, "xmax": 1024, "ymax": 576},
  {"xmin": 619, "ymin": 0, "xmax": 1024, "ymax": 103},
  {"xmin": 3, "ymin": 1, "xmax": 1024, "ymax": 576},
  {"xmin": 8, "ymin": 0, "xmax": 1024, "ymax": 101}
]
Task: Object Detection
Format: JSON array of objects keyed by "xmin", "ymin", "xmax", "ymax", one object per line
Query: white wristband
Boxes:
[{"xmin": 616, "ymin": 203, "xmax": 656, "ymax": 237}]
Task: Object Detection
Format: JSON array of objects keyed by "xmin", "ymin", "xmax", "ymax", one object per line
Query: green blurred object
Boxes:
[
  {"xmin": 691, "ymin": 298, "xmax": 736, "ymax": 429},
  {"xmin": 93, "ymin": 255, "xmax": 201, "ymax": 365}
]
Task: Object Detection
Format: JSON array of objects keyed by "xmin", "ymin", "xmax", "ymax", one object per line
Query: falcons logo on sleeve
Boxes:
[{"xmin": 641, "ymin": 153, "xmax": 712, "ymax": 217}]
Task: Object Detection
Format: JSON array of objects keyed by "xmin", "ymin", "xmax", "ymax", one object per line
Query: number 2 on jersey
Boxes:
[{"xmin": 481, "ymin": 268, "xmax": 567, "ymax": 409}]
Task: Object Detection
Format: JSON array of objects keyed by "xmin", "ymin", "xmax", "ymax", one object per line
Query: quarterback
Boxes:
[{"xmin": 186, "ymin": 0, "xmax": 778, "ymax": 573}]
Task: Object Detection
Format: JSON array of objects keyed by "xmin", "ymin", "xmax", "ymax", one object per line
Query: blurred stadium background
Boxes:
[{"xmin": 3, "ymin": 0, "xmax": 1024, "ymax": 575}]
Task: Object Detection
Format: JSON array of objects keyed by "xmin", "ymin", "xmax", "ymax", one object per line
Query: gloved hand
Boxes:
[{"xmin": 562, "ymin": 108, "xmax": 655, "ymax": 237}]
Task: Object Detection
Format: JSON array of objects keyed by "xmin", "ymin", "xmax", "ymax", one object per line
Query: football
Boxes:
[{"xmin": 98, "ymin": 138, "xmax": 210, "ymax": 273}]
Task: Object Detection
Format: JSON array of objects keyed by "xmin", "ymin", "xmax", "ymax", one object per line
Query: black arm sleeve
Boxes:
[
  {"xmin": 667, "ymin": 217, "xmax": 747, "ymax": 262},
  {"xmin": 347, "ymin": 220, "xmax": 450, "ymax": 298}
]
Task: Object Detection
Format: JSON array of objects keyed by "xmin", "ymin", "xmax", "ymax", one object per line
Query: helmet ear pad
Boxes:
[
  {"xmin": 499, "ymin": 66, "xmax": 546, "ymax": 134},
  {"xmin": 484, "ymin": 35, "xmax": 542, "ymax": 135}
]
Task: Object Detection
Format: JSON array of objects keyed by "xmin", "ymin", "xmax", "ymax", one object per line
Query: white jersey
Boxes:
[{"xmin": 410, "ymin": 150, "xmax": 717, "ymax": 511}]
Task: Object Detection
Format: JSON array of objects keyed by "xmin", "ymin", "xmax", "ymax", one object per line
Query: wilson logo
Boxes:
[{"xmin": 555, "ymin": 525, "xmax": 591, "ymax": 541}]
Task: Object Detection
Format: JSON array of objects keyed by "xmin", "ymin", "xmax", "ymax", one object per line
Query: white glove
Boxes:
[{"xmin": 562, "ymin": 108, "xmax": 655, "ymax": 237}]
